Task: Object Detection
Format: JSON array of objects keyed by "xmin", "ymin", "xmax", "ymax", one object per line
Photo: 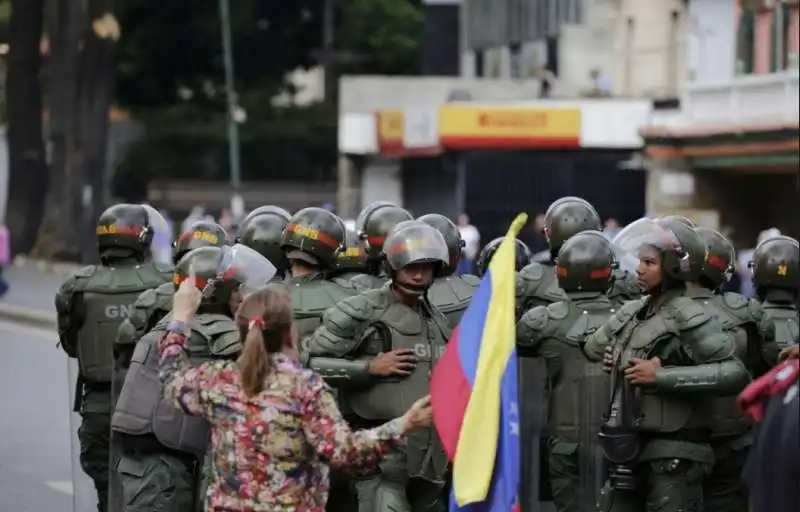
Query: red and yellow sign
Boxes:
[
  {"xmin": 376, "ymin": 110, "xmax": 405, "ymax": 155},
  {"xmin": 438, "ymin": 106, "xmax": 581, "ymax": 149}
]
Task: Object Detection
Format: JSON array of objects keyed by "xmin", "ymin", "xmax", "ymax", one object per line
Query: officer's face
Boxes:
[
  {"xmin": 636, "ymin": 245, "xmax": 662, "ymax": 291},
  {"xmin": 396, "ymin": 263, "xmax": 435, "ymax": 287}
]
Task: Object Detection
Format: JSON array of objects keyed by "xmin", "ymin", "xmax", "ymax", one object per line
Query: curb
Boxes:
[
  {"xmin": 12, "ymin": 256, "xmax": 81, "ymax": 277},
  {"xmin": 0, "ymin": 303, "xmax": 57, "ymax": 330}
]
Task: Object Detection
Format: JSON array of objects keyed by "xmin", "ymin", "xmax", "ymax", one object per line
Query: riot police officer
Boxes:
[
  {"xmin": 111, "ymin": 244, "xmax": 275, "ymax": 511},
  {"xmin": 328, "ymin": 228, "xmax": 369, "ymax": 285},
  {"xmin": 56, "ymin": 204, "xmax": 174, "ymax": 511},
  {"xmin": 115, "ymin": 220, "xmax": 228, "ymax": 370},
  {"xmin": 516, "ymin": 230, "xmax": 617, "ymax": 512},
  {"xmin": 750, "ymin": 235, "xmax": 799, "ymax": 355},
  {"xmin": 237, "ymin": 206, "xmax": 291, "ymax": 279},
  {"xmin": 352, "ymin": 201, "xmax": 413, "ymax": 290},
  {"xmin": 475, "ymin": 236, "xmax": 532, "ymax": 277},
  {"xmin": 584, "ymin": 218, "xmax": 750, "ymax": 512},
  {"xmin": 306, "ymin": 223, "xmax": 452, "ymax": 511},
  {"xmin": 418, "ymin": 213, "xmax": 480, "ymax": 328}
]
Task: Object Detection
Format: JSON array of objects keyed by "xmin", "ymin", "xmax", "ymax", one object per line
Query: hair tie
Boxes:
[{"xmin": 249, "ymin": 318, "xmax": 265, "ymax": 331}]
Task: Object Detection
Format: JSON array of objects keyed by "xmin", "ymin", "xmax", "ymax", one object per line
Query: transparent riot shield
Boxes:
[
  {"xmin": 518, "ymin": 355, "xmax": 546, "ymax": 512},
  {"xmin": 67, "ymin": 357, "xmax": 102, "ymax": 512},
  {"xmin": 577, "ymin": 361, "xmax": 610, "ymax": 511}
]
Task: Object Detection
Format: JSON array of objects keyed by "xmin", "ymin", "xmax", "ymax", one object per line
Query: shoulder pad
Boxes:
[
  {"xmin": 669, "ymin": 296, "xmax": 711, "ymax": 330},
  {"xmin": 351, "ymin": 274, "xmax": 378, "ymax": 290},
  {"xmin": 519, "ymin": 306, "xmax": 550, "ymax": 332},
  {"xmin": 134, "ymin": 288, "xmax": 159, "ymax": 309},
  {"xmin": 722, "ymin": 292, "xmax": 748, "ymax": 310},
  {"xmin": 154, "ymin": 261, "xmax": 175, "ymax": 274},
  {"xmin": 747, "ymin": 297, "xmax": 764, "ymax": 321},
  {"xmin": 74, "ymin": 265, "xmax": 98, "ymax": 279},
  {"xmin": 545, "ymin": 301, "xmax": 570, "ymax": 320},
  {"xmin": 608, "ymin": 298, "xmax": 645, "ymax": 333},
  {"xmin": 331, "ymin": 278, "xmax": 358, "ymax": 292},
  {"xmin": 519, "ymin": 262, "xmax": 545, "ymax": 281},
  {"xmin": 460, "ymin": 274, "xmax": 481, "ymax": 286},
  {"xmin": 335, "ymin": 290, "xmax": 382, "ymax": 322},
  {"xmin": 156, "ymin": 281, "xmax": 175, "ymax": 295}
]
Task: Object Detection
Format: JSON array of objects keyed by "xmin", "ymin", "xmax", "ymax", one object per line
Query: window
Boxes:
[{"xmin": 736, "ymin": 8, "xmax": 756, "ymax": 74}]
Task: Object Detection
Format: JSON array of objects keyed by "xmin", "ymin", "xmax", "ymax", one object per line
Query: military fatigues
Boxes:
[
  {"xmin": 307, "ymin": 286, "xmax": 451, "ymax": 512},
  {"xmin": 684, "ymin": 287, "xmax": 770, "ymax": 512},
  {"xmin": 517, "ymin": 292, "xmax": 615, "ymax": 512},
  {"xmin": 114, "ymin": 282, "xmax": 175, "ymax": 370},
  {"xmin": 608, "ymin": 269, "xmax": 641, "ymax": 308},
  {"xmin": 585, "ymin": 290, "xmax": 750, "ymax": 512},
  {"xmin": 758, "ymin": 296, "xmax": 799, "ymax": 361},
  {"xmin": 112, "ymin": 313, "xmax": 240, "ymax": 511},
  {"xmin": 56, "ymin": 259, "xmax": 172, "ymax": 511},
  {"xmin": 427, "ymin": 274, "xmax": 480, "ymax": 329},
  {"xmin": 291, "ymin": 273, "xmax": 360, "ymax": 344},
  {"xmin": 351, "ymin": 272, "xmax": 389, "ymax": 291}
]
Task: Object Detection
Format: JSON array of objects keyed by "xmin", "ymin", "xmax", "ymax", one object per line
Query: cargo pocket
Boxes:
[
  {"xmin": 116, "ymin": 456, "xmax": 148, "ymax": 508},
  {"xmin": 646, "ymin": 459, "xmax": 705, "ymax": 512}
]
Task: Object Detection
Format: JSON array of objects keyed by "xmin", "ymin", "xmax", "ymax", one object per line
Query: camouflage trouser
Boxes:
[
  {"xmin": 354, "ymin": 451, "xmax": 444, "ymax": 512},
  {"xmin": 703, "ymin": 437, "xmax": 750, "ymax": 512},
  {"xmin": 78, "ymin": 411, "xmax": 112, "ymax": 512},
  {"xmin": 116, "ymin": 452, "xmax": 195, "ymax": 511},
  {"xmin": 597, "ymin": 459, "xmax": 709, "ymax": 512}
]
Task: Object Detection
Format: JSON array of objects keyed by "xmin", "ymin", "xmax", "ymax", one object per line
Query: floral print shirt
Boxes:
[{"xmin": 158, "ymin": 331, "xmax": 404, "ymax": 511}]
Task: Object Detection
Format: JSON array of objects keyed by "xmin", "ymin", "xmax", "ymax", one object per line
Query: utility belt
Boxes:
[{"xmin": 119, "ymin": 433, "xmax": 198, "ymax": 471}]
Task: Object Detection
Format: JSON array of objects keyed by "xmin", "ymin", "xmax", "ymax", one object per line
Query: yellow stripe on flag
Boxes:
[{"xmin": 453, "ymin": 213, "xmax": 528, "ymax": 505}]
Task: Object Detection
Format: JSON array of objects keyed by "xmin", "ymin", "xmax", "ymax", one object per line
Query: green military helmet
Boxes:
[
  {"xmin": 355, "ymin": 200, "xmax": 397, "ymax": 234},
  {"xmin": 174, "ymin": 246, "xmax": 228, "ymax": 306},
  {"xmin": 696, "ymin": 227, "xmax": 735, "ymax": 290},
  {"xmin": 417, "ymin": 213, "xmax": 465, "ymax": 275},
  {"xmin": 331, "ymin": 228, "xmax": 369, "ymax": 275},
  {"xmin": 238, "ymin": 210, "xmax": 290, "ymax": 272},
  {"xmin": 543, "ymin": 196, "xmax": 602, "ymax": 254},
  {"xmin": 359, "ymin": 205, "xmax": 413, "ymax": 260},
  {"xmin": 173, "ymin": 220, "xmax": 228, "ymax": 264},
  {"xmin": 751, "ymin": 235, "xmax": 799, "ymax": 291},
  {"xmin": 280, "ymin": 207, "xmax": 346, "ymax": 268},
  {"xmin": 382, "ymin": 223, "xmax": 449, "ymax": 277},
  {"xmin": 475, "ymin": 237, "xmax": 531, "ymax": 277},
  {"xmin": 96, "ymin": 203, "xmax": 156, "ymax": 256},
  {"xmin": 391, "ymin": 219, "xmax": 425, "ymax": 234},
  {"xmin": 614, "ymin": 218, "xmax": 706, "ymax": 282},
  {"xmin": 661, "ymin": 215, "xmax": 696, "ymax": 228},
  {"xmin": 240, "ymin": 205, "xmax": 291, "ymax": 228},
  {"xmin": 555, "ymin": 230, "xmax": 616, "ymax": 293}
]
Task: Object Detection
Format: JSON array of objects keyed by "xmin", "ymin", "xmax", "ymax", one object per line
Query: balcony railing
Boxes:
[{"xmin": 682, "ymin": 70, "xmax": 800, "ymax": 125}]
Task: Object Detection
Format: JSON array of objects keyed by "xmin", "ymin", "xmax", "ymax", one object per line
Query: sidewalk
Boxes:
[{"xmin": 0, "ymin": 257, "xmax": 77, "ymax": 329}]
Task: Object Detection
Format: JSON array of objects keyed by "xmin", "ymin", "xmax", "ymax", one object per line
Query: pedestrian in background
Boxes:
[
  {"xmin": 0, "ymin": 221, "xmax": 9, "ymax": 297},
  {"xmin": 158, "ymin": 279, "xmax": 434, "ymax": 511},
  {"xmin": 457, "ymin": 213, "xmax": 480, "ymax": 275}
]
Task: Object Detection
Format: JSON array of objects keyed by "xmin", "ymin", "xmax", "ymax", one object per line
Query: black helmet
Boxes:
[
  {"xmin": 661, "ymin": 215, "xmax": 696, "ymax": 228},
  {"xmin": 238, "ymin": 210, "xmax": 291, "ymax": 272},
  {"xmin": 475, "ymin": 237, "xmax": 531, "ymax": 277},
  {"xmin": 96, "ymin": 203, "xmax": 158, "ymax": 256},
  {"xmin": 751, "ymin": 235, "xmax": 799, "ymax": 292},
  {"xmin": 614, "ymin": 218, "xmax": 705, "ymax": 282},
  {"xmin": 331, "ymin": 228, "xmax": 368, "ymax": 276},
  {"xmin": 240, "ymin": 205, "xmax": 291, "ymax": 229},
  {"xmin": 359, "ymin": 205, "xmax": 413, "ymax": 260},
  {"xmin": 280, "ymin": 207, "xmax": 345, "ymax": 268},
  {"xmin": 355, "ymin": 200, "xmax": 397, "ymax": 234},
  {"xmin": 173, "ymin": 220, "xmax": 228, "ymax": 264},
  {"xmin": 696, "ymin": 227, "xmax": 735, "ymax": 290},
  {"xmin": 382, "ymin": 223, "xmax": 449, "ymax": 277},
  {"xmin": 555, "ymin": 230, "xmax": 616, "ymax": 293},
  {"xmin": 417, "ymin": 214, "xmax": 465, "ymax": 275},
  {"xmin": 174, "ymin": 244, "xmax": 277, "ymax": 311},
  {"xmin": 544, "ymin": 197, "xmax": 602, "ymax": 254}
]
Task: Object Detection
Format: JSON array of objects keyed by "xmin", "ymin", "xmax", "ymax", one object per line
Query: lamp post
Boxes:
[{"xmin": 219, "ymin": 0, "xmax": 244, "ymax": 219}]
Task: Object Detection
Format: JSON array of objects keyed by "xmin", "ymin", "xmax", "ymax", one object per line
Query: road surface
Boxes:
[{"xmin": 0, "ymin": 320, "xmax": 95, "ymax": 512}]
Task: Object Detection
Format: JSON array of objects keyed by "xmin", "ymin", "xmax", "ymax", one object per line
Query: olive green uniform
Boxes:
[
  {"xmin": 608, "ymin": 269, "xmax": 641, "ymax": 307},
  {"xmin": 114, "ymin": 282, "xmax": 175, "ymax": 370},
  {"xmin": 306, "ymin": 286, "xmax": 451, "ymax": 512},
  {"xmin": 113, "ymin": 312, "xmax": 240, "ymax": 512},
  {"xmin": 56, "ymin": 259, "xmax": 172, "ymax": 511},
  {"xmin": 290, "ymin": 273, "xmax": 360, "ymax": 340},
  {"xmin": 758, "ymin": 296, "xmax": 799, "ymax": 362},
  {"xmin": 351, "ymin": 272, "xmax": 389, "ymax": 292},
  {"xmin": 427, "ymin": 274, "xmax": 480, "ymax": 329},
  {"xmin": 516, "ymin": 292, "xmax": 615, "ymax": 512},
  {"xmin": 585, "ymin": 289, "xmax": 750, "ymax": 512}
]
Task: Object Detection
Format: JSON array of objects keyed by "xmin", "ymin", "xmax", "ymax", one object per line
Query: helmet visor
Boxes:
[
  {"xmin": 205, "ymin": 244, "xmax": 277, "ymax": 297},
  {"xmin": 612, "ymin": 218, "xmax": 683, "ymax": 274}
]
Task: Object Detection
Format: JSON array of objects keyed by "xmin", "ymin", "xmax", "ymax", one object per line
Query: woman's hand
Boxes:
[
  {"xmin": 172, "ymin": 270, "xmax": 203, "ymax": 323},
  {"xmin": 401, "ymin": 395, "xmax": 433, "ymax": 434}
]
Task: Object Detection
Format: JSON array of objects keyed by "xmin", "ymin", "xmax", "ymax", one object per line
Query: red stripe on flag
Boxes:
[{"xmin": 430, "ymin": 326, "xmax": 472, "ymax": 461}]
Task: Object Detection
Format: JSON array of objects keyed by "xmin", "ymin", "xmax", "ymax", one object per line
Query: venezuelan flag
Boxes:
[{"xmin": 431, "ymin": 214, "xmax": 525, "ymax": 511}]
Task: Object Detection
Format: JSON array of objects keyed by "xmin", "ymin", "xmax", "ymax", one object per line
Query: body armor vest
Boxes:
[
  {"xmin": 518, "ymin": 262, "xmax": 568, "ymax": 312},
  {"xmin": 351, "ymin": 273, "xmax": 388, "ymax": 291},
  {"xmin": 761, "ymin": 302, "xmax": 799, "ymax": 349},
  {"xmin": 111, "ymin": 313, "xmax": 240, "ymax": 458},
  {"xmin": 608, "ymin": 269, "xmax": 641, "ymax": 307},
  {"xmin": 546, "ymin": 300, "xmax": 613, "ymax": 442},
  {"xmin": 609, "ymin": 299, "xmax": 709, "ymax": 434},
  {"xmin": 75, "ymin": 263, "xmax": 170, "ymax": 382},
  {"xmin": 291, "ymin": 279, "xmax": 359, "ymax": 340},
  {"xmin": 427, "ymin": 274, "xmax": 480, "ymax": 329}
]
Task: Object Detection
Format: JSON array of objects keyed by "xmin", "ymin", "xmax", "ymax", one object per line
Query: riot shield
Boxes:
[
  {"xmin": 518, "ymin": 355, "xmax": 546, "ymax": 512},
  {"xmin": 577, "ymin": 361, "xmax": 609, "ymax": 511},
  {"xmin": 142, "ymin": 204, "xmax": 173, "ymax": 265},
  {"xmin": 67, "ymin": 356, "xmax": 104, "ymax": 512}
]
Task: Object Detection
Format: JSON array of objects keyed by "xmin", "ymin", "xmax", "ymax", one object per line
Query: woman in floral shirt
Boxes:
[{"xmin": 159, "ymin": 277, "xmax": 434, "ymax": 511}]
